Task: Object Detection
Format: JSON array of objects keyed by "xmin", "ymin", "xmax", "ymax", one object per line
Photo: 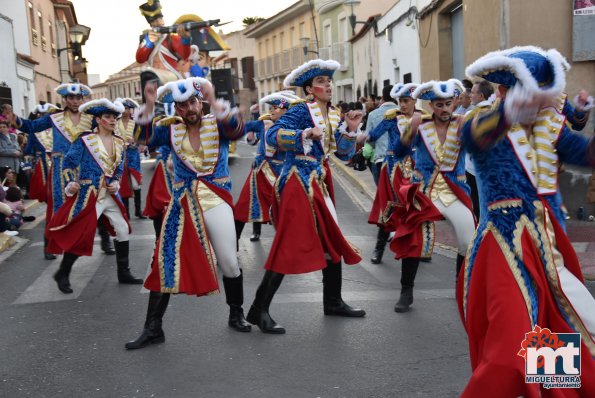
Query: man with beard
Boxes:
[
  {"xmin": 390, "ymin": 79, "xmax": 476, "ymax": 313},
  {"xmin": 47, "ymin": 99, "xmax": 142, "ymax": 294},
  {"xmin": 125, "ymin": 77, "xmax": 249, "ymax": 350}
]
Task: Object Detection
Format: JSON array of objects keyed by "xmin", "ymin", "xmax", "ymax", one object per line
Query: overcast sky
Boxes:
[{"xmin": 70, "ymin": 0, "xmax": 297, "ymax": 82}]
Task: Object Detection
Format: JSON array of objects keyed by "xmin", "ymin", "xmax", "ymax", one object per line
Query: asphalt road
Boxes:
[{"xmin": 1, "ymin": 141, "xmax": 477, "ymax": 397}]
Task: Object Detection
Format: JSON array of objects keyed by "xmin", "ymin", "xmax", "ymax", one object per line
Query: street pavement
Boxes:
[{"xmin": 0, "ymin": 141, "xmax": 593, "ymax": 397}]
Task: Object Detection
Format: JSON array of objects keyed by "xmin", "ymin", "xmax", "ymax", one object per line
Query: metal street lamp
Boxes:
[
  {"xmin": 300, "ymin": 37, "xmax": 319, "ymax": 56},
  {"xmin": 343, "ymin": 0, "xmax": 370, "ymax": 36}
]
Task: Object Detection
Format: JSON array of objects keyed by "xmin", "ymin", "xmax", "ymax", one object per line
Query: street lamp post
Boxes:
[
  {"xmin": 56, "ymin": 26, "xmax": 87, "ymax": 83},
  {"xmin": 300, "ymin": 37, "xmax": 319, "ymax": 57}
]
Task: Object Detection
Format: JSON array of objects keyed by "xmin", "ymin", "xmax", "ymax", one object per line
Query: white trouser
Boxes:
[
  {"xmin": 95, "ymin": 194, "xmax": 129, "ymax": 241},
  {"xmin": 433, "ymin": 198, "xmax": 476, "ymax": 255},
  {"xmin": 130, "ymin": 174, "xmax": 141, "ymax": 190},
  {"xmin": 204, "ymin": 202, "xmax": 241, "ymax": 278},
  {"xmin": 556, "ymin": 262, "xmax": 595, "ymax": 340}
]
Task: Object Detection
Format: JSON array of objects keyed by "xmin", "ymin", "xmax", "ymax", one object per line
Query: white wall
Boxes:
[
  {"xmin": 0, "ymin": 15, "xmax": 30, "ymax": 117},
  {"xmin": 376, "ymin": 0, "xmax": 432, "ymax": 86},
  {"xmin": 352, "ymin": 28, "xmax": 379, "ymax": 98}
]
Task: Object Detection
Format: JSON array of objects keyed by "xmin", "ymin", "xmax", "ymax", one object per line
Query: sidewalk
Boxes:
[{"xmin": 330, "ymin": 156, "xmax": 595, "ymax": 280}]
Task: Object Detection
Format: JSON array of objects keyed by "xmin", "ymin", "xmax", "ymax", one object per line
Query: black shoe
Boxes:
[
  {"xmin": 125, "ymin": 292, "xmax": 169, "ymax": 349},
  {"xmin": 420, "ymin": 257, "xmax": 432, "ymax": 263},
  {"xmin": 394, "ymin": 287, "xmax": 414, "ymax": 313},
  {"xmin": 23, "ymin": 216, "xmax": 36, "ymax": 222},
  {"xmin": 322, "ymin": 261, "xmax": 366, "ymax": 317},
  {"xmin": 246, "ymin": 305, "xmax": 285, "ymax": 334},
  {"xmin": 125, "ymin": 320, "xmax": 165, "ymax": 349},
  {"xmin": 222, "ymin": 271, "xmax": 251, "ymax": 332},
  {"xmin": 44, "ymin": 252, "xmax": 57, "ymax": 260},
  {"xmin": 53, "ymin": 253, "xmax": 78, "ymax": 294},
  {"xmin": 114, "ymin": 240, "xmax": 143, "ymax": 284},
  {"xmin": 250, "ymin": 222, "xmax": 261, "ymax": 242},
  {"xmin": 324, "ymin": 299, "xmax": 366, "ymax": 317},
  {"xmin": 247, "ymin": 270, "xmax": 285, "ymax": 334},
  {"xmin": 98, "ymin": 224, "xmax": 116, "ymax": 255},
  {"xmin": 370, "ymin": 228, "xmax": 390, "ymax": 264},
  {"xmin": 134, "ymin": 190, "xmax": 147, "ymax": 219}
]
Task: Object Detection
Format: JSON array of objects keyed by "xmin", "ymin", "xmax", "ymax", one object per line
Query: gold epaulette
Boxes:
[
  {"xmin": 288, "ymin": 99, "xmax": 307, "ymax": 108},
  {"xmin": 112, "ymin": 133, "xmax": 125, "ymax": 142},
  {"xmin": 420, "ymin": 113, "xmax": 433, "ymax": 122},
  {"xmin": 258, "ymin": 114, "xmax": 272, "ymax": 121},
  {"xmin": 156, "ymin": 116, "xmax": 184, "ymax": 127},
  {"xmin": 384, "ymin": 108, "xmax": 399, "ymax": 120}
]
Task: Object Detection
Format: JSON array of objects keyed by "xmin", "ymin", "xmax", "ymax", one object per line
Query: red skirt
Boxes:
[
  {"xmin": 28, "ymin": 161, "xmax": 47, "ymax": 203},
  {"xmin": 119, "ymin": 165, "xmax": 134, "ymax": 199},
  {"xmin": 144, "ymin": 181, "xmax": 232, "ymax": 296},
  {"xmin": 142, "ymin": 161, "xmax": 172, "ymax": 218},
  {"xmin": 460, "ymin": 211, "xmax": 595, "ymax": 397},
  {"xmin": 388, "ymin": 181, "xmax": 443, "ymax": 259},
  {"xmin": 234, "ymin": 164, "xmax": 275, "ymax": 223},
  {"xmin": 46, "ymin": 190, "xmax": 131, "ymax": 256},
  {"xmin": 264, "ymin": 174, "xmax": 361, "ymax": 275}
]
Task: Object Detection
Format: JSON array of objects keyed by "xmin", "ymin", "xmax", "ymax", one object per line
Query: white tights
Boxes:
[{"xmin": 204, "ymin": 202, "xmax": 241, "ymax": 278}]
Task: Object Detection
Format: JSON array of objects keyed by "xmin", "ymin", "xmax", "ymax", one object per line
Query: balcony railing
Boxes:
[
  {"xmin": 253, "ymin": 43, "xmax": 320, "ymax": 80},
  {"xmin": 332, "ymin": 42, "xmax": 350, "ymax": 70}
]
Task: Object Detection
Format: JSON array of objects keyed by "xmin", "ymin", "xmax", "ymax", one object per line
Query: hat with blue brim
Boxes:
[
  {"xmin": 115, "ymin": 98, "xmax": 140, "ymax": 109},
  {"xmin": 55, "ymin": 83, "xmax": 93, "ymax": 97},
  {"xmin": 157, "ymin": 77, "xmax": 210, "ymax": 104},
  {"xmin": 390, "ymin": 83, "xmax": 419, "ymax": 99},
  {"xmin": 79, "ymin": 99, "xmax": 125, "ymax": 117},
  {"xmin": 413, "ymin": 79, "xmax": 464, "ymax": 101},
  {"xmin": 35, "ymin": 103, "xmax": 59, "ymax": 114},
  {"xmin": 260, "ymin": 91, "xmax": 300, "ymax": 109},
  {"xmin": 283, "ymin": 59, "xmax": 340, "ymax": 88},
  {"xmin": 465, "ymin": 46, "xmax": 568, "ymax": 97}
]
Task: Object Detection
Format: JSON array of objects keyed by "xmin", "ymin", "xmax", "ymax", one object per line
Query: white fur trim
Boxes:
[
  {"xmin": 573, "ymin": 94, "xmax": 594, "ymax": 112},
  {"xmin": 79, "ymin": 98, "xmax": 125, "ymax": 114},
  {"xmin": 55, "ymin": 83, "xmax": 93, "ymax": 96},
  {"xmin": 390, "ymin": 83, "xmax": 419, "ymax": 99},
  {"xmin": 412, "ymin": 79, "xmax": 463, "ymax": 100},
  {"xmin": 35, "ymin": 103, "xmax": 59, "ymax": 113},
  {"xmin": 465, "ymin": 46, "xmax": 568, "ymax": 98},
  {"xmin": 259, "ymin": 91, "xmax": 300, "ymax": 105},
  {"xmin": 214, "ymin": 99, "xmax": 231, "ymax": 120},
  {"xmin": 283, "ymin": 59, "xmax": 340, "ymax": 88},
  {"xmin": 114, "ymin": 97, "xmax": 140, "ymax": 108},
  {"xmin": 302, "ymin": 128, "xmax": 313, "ymax": 155},
  {"xmin": 134, "ymin": 104, "xmax": 155, "ymax": 125},
  {"xmin": 157, "ymin": 77, "xmax": 211, "ymax": 103}
]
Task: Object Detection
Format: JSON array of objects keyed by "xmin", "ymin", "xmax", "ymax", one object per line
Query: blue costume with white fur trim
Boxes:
[
  {"xmin": 17, "ymin": 84, "xmax": 94, "ymax": 220},
  {"xmin": 234, "ymin": 91, "xmax": 297, "ymax": 224},
  {"xmin": 46, "ymin": 99, "xmax": 131, "ymax": 256},
  {"xmin": 142, "ymin": 77, "xmax": 245, "ymax": 295},
  {"xmin": 458, "ymin": 46, "xmax": 595, "ymax": 398},
  {"xmin": 262, "ymin": 59, "xmax": 362, "ymax": 275}
]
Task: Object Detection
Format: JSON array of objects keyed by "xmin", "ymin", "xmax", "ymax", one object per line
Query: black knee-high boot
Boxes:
[
  {"xmin": 234, "ymin": 220, "xmax": 245, "ymax": 251},
  {"xmin": 456, "ymin": 254, "xmax": 465, "ymax": 278},
  {"xmin": 322, "ymin": 260, "xmax": 366, "ymax": 317},
  {"xmin": 250, "ymin": 222, "xmax": 261, "ymax": 242},
  {"xmin": 222, "ymin": 270, "xmax": 251, "ymax": 332},
  {"xmin": 134, "ymin": 189, "xmax": 147, "ymax": 219},
  {"xmin": 394, "ymin": 257, "xmax": 420, "ymax": 313},
  {"xmin": 152, "ymin": 214, "xmax": 164, "ymax": 238},
  {"xmin": 98, "ymin": 223, "xmax": 115, "ymax": 255},
  {"xmin": 246, "ymin": 270, "xmax": 286, "ymax": 334},
  {"xmin": 125, "ymin": 291, "xmax": 170, "ymax": 349},
  {"xmin": 114, "ymin": 240, "xmax": 143, "ymax": 284},
  {"xmin": 371, "ymin": 228, "xmax": 390, "ymax": 264},
  {"xmin": 44, "ymin": 237, "xmax": 56, "ymax": 260},
  {"xmin": 53, "ymin": 252, "xmax": 79, "ymax": 294}
]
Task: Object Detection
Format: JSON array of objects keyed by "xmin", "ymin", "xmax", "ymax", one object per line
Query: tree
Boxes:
[{"xmin": 242, "ymin": 17, "xmax": 264, "ymax": 27}]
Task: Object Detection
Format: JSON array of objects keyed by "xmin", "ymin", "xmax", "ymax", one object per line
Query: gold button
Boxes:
[
  {"xmin": 551, "ymin": 160, "xmax": 557, "ymax": 165},
  {"xmin": 548, "ymin": 172, "xmax": 556, "ymax": 177},
  {"xmin": 526, "ymin": 153, "xmax": 533, "ymax": 159},
  {"xmin": 532, "ymin": 169, "xmax": 537, "ymax": 174},
  {"xmin": 181, "ymin": 156, "xmax": 187, "ymax": 160},
  {"xmin": 176, "ymin": 150, "xmax": 181, "ymax": 154},
  {"xmin": 502, "ymin": 209, "xmax": 508, "ymax": 214},
  {"xmin": 548, "ymin": 184, "xmax": 555, "ymax": 189},
  {"xmin": 518, "ymin": 138, "xmax": 528, "ymax": 145}
]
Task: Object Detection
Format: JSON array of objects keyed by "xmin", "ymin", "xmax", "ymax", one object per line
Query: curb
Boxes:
[
  {"xmin": 329, "ymin": 156, "xmax": 375, "ymax": 200},
  {"xmin": 24, "ymin": 199, "xmax": 41, "ymax": 213}
]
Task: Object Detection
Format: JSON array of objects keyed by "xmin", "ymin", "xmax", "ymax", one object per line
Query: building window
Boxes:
[
  {"xmin": 299, "ymin": 22, "xmax": 305, "ymax": 39},
  {"xmin": 339, "ymin": 17, "xmax": 347, "ymax": 42},
  {"xmin": 46, "ymin": 91, "xmax": 51, "ymax": 103},
  {"xmin": 29, "ymin": 2, "xmax": 38, "ymax": 46},
  {"xmin": 289, "ymin": 27, "xmax": 295, "ymax": 47},
  {"xmin": 38, "ymin": 11, "xmax": 43, "ymax": 37},
  {"xmin": 403, "ymin": 73, "xmax": 412, "ymax": 84},
  {"xmin": 49, "ymin": 20, "xmax": 56, "ymax": 56}
]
